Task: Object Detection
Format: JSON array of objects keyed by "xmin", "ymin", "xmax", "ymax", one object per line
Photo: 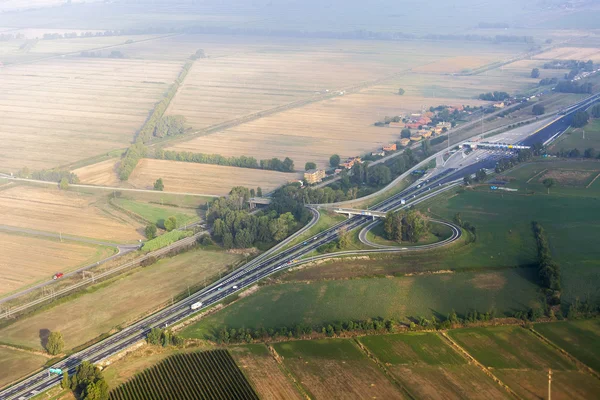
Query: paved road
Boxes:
[{"xmin": 2, "ymin": 94, "xmax": 598, "ymax": 399}]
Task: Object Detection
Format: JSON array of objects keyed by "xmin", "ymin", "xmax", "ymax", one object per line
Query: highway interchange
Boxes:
[{"xmin": 2, "ymin": 93, "xmax": 599, "ymax": 400}]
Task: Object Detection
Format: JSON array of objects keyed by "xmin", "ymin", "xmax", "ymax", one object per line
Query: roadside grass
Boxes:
[
  {"xmin": 113, "ymin": 198, "xmax": 199, "ymax": 228},
  {"xmin": 277, "ymin": 210, "xmax": 345, "ymax": 253},
  {"xmin": 181, "ymin": 269, "xmax": 540, "ymax": 339},
  {"xmin": 0, "ymin": 347, "xmax": 49, "ymax": 389},
  {"xmin": 549, "ymin": 119, "xmax": 600, "ymax": 153},
  {"xmin": 365, "ymin": 221, "xmax": 452, "ymax": 247},
  {"xmin": 0, "ymin": 249, "xmax": 241, "ymax": 352},
  {"xmin": 141, "ymin": 230, "xmax": 193, "ymax": 251},
  {"xmin": 534, "ymin": 320, "xmax": 600, "ymax": 372},
  {"xmin": 359, "ymin": 333, "xmax": 511, "ymax": 399},
  {"xmin": 352, "ymin": 175, "xmax": 416, "ymax": 209}
]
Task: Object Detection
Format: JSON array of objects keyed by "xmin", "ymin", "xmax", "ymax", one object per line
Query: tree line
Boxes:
[
  {"xmin": 17, "ymin": 167, "xmax": 80, "ymax": 184},
  {"xmin": 532, "ymin": 221, "xmax": 561, "ymax": 305},
  {"xmin": 478, "ymin": 91, "xmax": 510, "ymax": 101},
  {"xmin": 61, "ymin": 361, "xmax": 109, "ymax": 400},
  {"xmin": 554, "ymin": 81, "xmax": 593, "ymax": 94},
  {"xmin": 153, "ymin": 149, "xmax": 295, "ymax": 172},
  {"xmin": 146, "ymin": 327, "xmax": 185, "ymax": 347},
  {"xmin": 383, "ymin": 210, "xmax": 429, "ymax": 243},
  {"xmin": 493, "ymin": 147, "xmax": 541, "ymax": 174}
]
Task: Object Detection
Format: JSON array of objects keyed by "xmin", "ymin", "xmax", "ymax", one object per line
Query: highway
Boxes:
[{"xmin": 1, "ymin": 93, "xmax": 599, "ymax": 400}]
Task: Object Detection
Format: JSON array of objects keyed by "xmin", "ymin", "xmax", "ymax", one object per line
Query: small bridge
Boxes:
[
  {"xmin": 333, "ymin": 208, "xmax": 387, "ymax": 219},
  {"xmin": 248, "ymin": 197, "xmax": 271, "ymax": 209}
]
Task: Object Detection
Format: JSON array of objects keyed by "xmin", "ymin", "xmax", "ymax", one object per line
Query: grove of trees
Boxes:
[
  {"xmin": 383, "ymin": 210, "xmax": 429, "ymax": 243},
  {"xmin": 572, "ymin": 110, "xmax": 590, "ymax": 128},
  {"xmin": 478, "ymin": 91, "xmax": 509, "ymax": 101},
  {"xmin": 45, "ymin": 331, "xmax": 64, "ymax": 355},
  {"xmin": 532, "ymin": 104, "xmax": 545, "ymax": 115},
  {"xmin": 68, "ymin": 361, "xmax": 109, "ymax": 400},
  {"xmin": 532, "ymin": 221, "xmax": 561, "ymax": 305}
]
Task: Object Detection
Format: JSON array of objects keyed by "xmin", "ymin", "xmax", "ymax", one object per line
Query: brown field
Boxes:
[
  {"xmin": 0, "ymin": 57, "xmax": 182, "ymax": 172},
  {"xmin": 534, "ymin": 47, "xmax": 600, "ymax": 62},
  {"xmin": 0, "ymin": 232, "xmax": 114, "ymax": 297},
  {"xmin": 538, "ymin": 169, "xmax": 598, "ymax": 186},
  {"xmin": 0, "ymin": 248, "xmax": 241, "ymax": 351},
  {"xmin": 169, "ymin": 93, "xmax": 487, "ymax": 170},
  {"xmin": 230, "ymin": 345, "xmax": 303, "ymax": 400},
  {"xmin": 494, "ymin": 370, "xmax": 600, "ymax": 400},
  {"xmin": 128, "ymin": 159, "xmax": 301, "ymax": 195},
  {"xmin": 0, "ymin": 185, "xmax": 143, "ymax": 242},
  {"xmin": 72, "ymin": 158, "xmax": 120, "ymax": 186},
  {"xmin": 413, "ymin": 56, "xmax": 501, "ymax": 73},
  {"xmin": 0, "ymin": 347, "xmax": 49, "ymax": 389}
]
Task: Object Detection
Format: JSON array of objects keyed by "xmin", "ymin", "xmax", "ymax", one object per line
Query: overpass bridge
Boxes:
[
  {"xmin": 460, "ymin": 141, "xmax": 530, "ymax": 150},
  {"xmin": 334, "ymin": 208, "xmax": 388, "ymax": 219},
  {"xmin": 248, "ymin": 197, "xmax": 271, "ymax": 209}
]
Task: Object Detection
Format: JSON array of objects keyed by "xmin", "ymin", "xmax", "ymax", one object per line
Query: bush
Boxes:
[
  {"xmin": 142, "ymin": 230, "xmax": 193, "ymax": 252},
  {"xmin": 532, "ymin": 104, "xmax": 545, "ymax": 115}
]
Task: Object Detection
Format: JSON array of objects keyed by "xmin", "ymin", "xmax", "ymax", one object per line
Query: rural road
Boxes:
[{"xmin": 2, "ymin": 94, "xmax": 598, "ymax": 399}]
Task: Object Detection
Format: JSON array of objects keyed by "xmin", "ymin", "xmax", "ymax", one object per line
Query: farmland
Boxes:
[
  {"xmin": 0, "ymin": 231, "xmax": 114, "ymax": 297},
  {"xmin": 449, "ymin": 326, "xmax": 600, "ymax": 399},
  {"xmin": 0, "ymin": 347, "xmax": 49, "ymax": 389},
  {"xmin": 112, "ymin": 197, "xmax": 199, "ymax": 228},
  {"xmin": 0, "ymin": 185, "xmax": 143, "ymax": 242},
  {"xmin": 548, "ymin": 119, "xmax": 600, "ymax": 153},
  {"xmin": 72, "ymin": 158, "xmax": 121, "ymax": 186},
  {"xmin": 533, "ymin": 47, "xmax": 600, "ymax": 63},
  {"xmin": 182, "ymin": 269, "xmax": 540, "ymax": 339},
  {"xmin": 534, "ymin": 320, "xmax": 600, "ymax": 372},
  {"xmin": 0, "ymin": 57, "xmax": 183, "ymax": 172},
  {"xmin": 128, "ymin": 159, "xmax": 301, "ymax": 196},
  {"xmin": 359, "ymin": 333, "xmax": 510, "ymax": 399},
  {"xmin": 0, "ymin": 248, "xmax": 240, "ymax": 352},
  {"xmin": 109, "ymin": 350, "xmax": 258, "ymax": 400},
  {"xmin": 230, "ymin": 344, "xmax": 303, "ymax": 400},
  {"xmin": 273, "ymin": 339, "xmax": 404, "ymax": 399}
]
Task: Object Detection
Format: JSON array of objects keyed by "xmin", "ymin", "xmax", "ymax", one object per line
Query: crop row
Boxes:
[{"xmin": 109, "ymin": 349, "xmax": 258, "ymax": 400}]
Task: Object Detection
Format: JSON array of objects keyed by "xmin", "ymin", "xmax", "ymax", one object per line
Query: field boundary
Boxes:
[
  {"xmin": 266, "ymin": 344, "xmax": 312, "ymax": 400},
  {"xmin": 439, "ymin": 331, "xmax": 521, "ymax": 399},
  {"xmin": 586, "ymin": 171, "xmax": 600, "ymax": 188},
  {"xmin": 529, "ymin": 327, "xmax": 600, "ymax": 380},
  {"xmin": 353, "ymin": 338, "xmax": 416, "ymax": 399},
  {"xmin": 526, "ymin": 168, "xmax": 548, "ymax": 183}
]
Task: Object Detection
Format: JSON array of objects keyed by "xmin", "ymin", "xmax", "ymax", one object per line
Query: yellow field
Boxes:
[
  {"xmin": 0, "ymin": 185, "xmax": 143, "ymax": 242},
  {"xmin": 413, "ymin": 55, "xmax": 501, "ymax": 73},
  {"xmin": 0, "ymin": 232, "xmax": 113, "ymax": 297},
  {"xmin": 534, "ymin": 47, "xmax": 600, "ymax": 62},
  {"xmin": 128, "ymin": 159, "xmax": 301, "ymax": 195},
  {"xmin": 0, "ymin": 347, "xmax": 49, "ymax": 389},
  {"xmin": 72, "ymin": 158, "xmax": 121, "ymax": 186},
  {"xmin": 0, "ymin": 57, "xmax": 182, "ymax": 172},
  {"xmin": 169, "ymin": 93, "xmax": 487, "ymax": 170}
]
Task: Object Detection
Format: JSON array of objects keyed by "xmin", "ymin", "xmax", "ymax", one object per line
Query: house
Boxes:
[
  {"xmin": 433, "ymin": 127, "xmax": 443, "ymax": 134},
  {"xmin": 493, "ymin": 102, "xmax": 505, "ymax": 108},
  {"xmin": 410, "ymin": 135, "xmax": 422, "ymax": 142},
  {"xmin": 304, "ymin": 169, "xmax": 326, "ymax": 184},
  {"xmin": 437, "ymin": 121, "xmax": 452, "ymax": 130},
  {"xmin": 341, "ymin": 157, "xmax": 362, "ymax": 169},
  {"xmin": 405, "ymin": 122, "xmax": 421, "ymax": 130},
  {"xmin": 383, "ymin": 143, "xmax": 397, "ymax": 152},
  {"xmin": 371, "ymin": 151, "xmax": 385, "ymax": 157},
  {"xmin": 421, "ymin": 131, "xmax": 433, "ymax": 139},
  {"xmin": 399, "ymin": 138, "xmax": 411, "ymax": 147}
]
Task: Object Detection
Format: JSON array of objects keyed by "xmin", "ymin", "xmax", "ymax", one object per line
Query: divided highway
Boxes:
[{"xmin": 2, "ymin": 93, "xmax": 598, "ymax": 400}]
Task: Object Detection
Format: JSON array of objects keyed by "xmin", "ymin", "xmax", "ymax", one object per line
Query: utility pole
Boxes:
[{"xmin": 548, "ymin": 369, "xmax": 552, "ymax": 400}]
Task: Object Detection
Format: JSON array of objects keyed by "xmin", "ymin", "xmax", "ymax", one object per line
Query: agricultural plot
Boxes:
[
  {"xmin": 359, "ymin": 333, "xmax": 509, "ymax": 399},
  {"xmin": 0, "ymin": 57, "xmax": 182, "ymax": 172},
  {"xmin": 449, "ymin": 326, "xmax": 600, "ymax": 399},
  {"xmin": 182, "ymin": 269, "xmax": 539, "ymax": 338},
  {"xmin": 548, "ymin": 119, "xmax": 600, "ymax": 153},
  {"xmin": 112, "ymin": 197, "xmax": 199, "ymax": 228},
  {"xmin": 273, "ymin": 339, "xmax": 404, "ymax": 399},
  {"xmin": 109, "ymin": 350, "xmax": 258, "ymax": 400},
  {"xmin": 0, "ymin": 347, "xmax": 49, "ymax": 389},
  {"xmin": 0, "ymin": 185, "xmax": 143, "ymax": 242},
  {"xmin": 72, "ymin": 158, "xmax": 121, "ymax": 186},
  {"xmin": 128, "ymin": 159, "xmax": 301, "ymax": 196},
  {"xmin": 534, "ymin": 320, "xmax": 600, "ymax": 372},
  {"xmin": 0, "ymin": 232, "xmax": 114, "ymax": 297},
  {"xmin": 534, "ymin": 47, "xmax": 600, "ymax": 63},
  {"xmin": 230, "ymin": 344, "xmax": 303, "ymax": 400},
  {"xmin": 0, "ymin": 248, "xmax": 240, "ymax": 352}
]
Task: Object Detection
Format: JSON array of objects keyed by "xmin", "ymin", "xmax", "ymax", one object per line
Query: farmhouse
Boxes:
[
  {"xmin": 399, "ymin": 138, "xmax": 411, "ymax": 147},
  {"xmin": 304, "ymin": 169, "xmax": 326, "ymax": 184},
  {"xmin": 383, "ymin": 143, "xmax": 397, "ymax": 152},
  {"xmin": 437, "ymin": 121, "xmax": 452, "ymax": 130},
  {"xmin": 341, "ymin": 157, "xmax": 362, "ymax": 169},
  {"xmin": 410, "ymin": 135, "xmax": 423, "ymax": 142}
]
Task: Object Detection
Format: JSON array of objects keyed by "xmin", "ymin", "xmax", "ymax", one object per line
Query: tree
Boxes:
[
  {"xmin": 591, "ymin": 104, "xmax": 600, "ymax": 118},
  {"xmin": 543, "ymin": 178, "xmax": 555, "ymax": 194},
  {"xmin": 531, "ymin": 68, "xmax": 540, "ymax": 78},
  {"xmin": 421, "ymin": 139, "xmax": 431, "ymax": 156},
  {"xmin": 147, "ymin": 328, "xmax": 163, "ymax": 345},
  {"xmin": 59, "ymin": 177, "xmax": 69, "ymax": 190},
  {"xmin": 398, "ymin": 88, "xmax": 405, "ymax": 95},
  {"xmin": 164, "ymin": 216, "xmax": 177, "ymax": 231},
  {"xmin": 572, "ymin": 111, "xmax": 589, "ymax": 128},
  {"xmin": 145, "ymin": 223, "xmax": 157, "ymax": 239},
  {"xmin": 584, "ymin": 148, "xmax": 596, "ymax": 159},
  {"xmin": 46, "ymin": 331, "xmax": 64, "ymax": 355},
  {"xmin": 153, "ymin": 178, "xmax": 164, "ymax": 191},
  {"xmin": 401, "ymin": 128, "xmax": 411, "ymax": 139},
  {"xmin": 256, "ymin": 187, "xmax": 263, "ymax": 197},
  {"xmin": 329, "ymin": 154, "xmax": 341, "ymax": 168},
  {"xmin": 61, "ymin": 371, "xmax": 70, "ymax": 390},
  {"xmin": 532, "ymin": 104, "xmax": 545, "ymax": 115},
  {"xmin": 337, "ymin": 226, "xmax": 350, "ymax": 249},
  {"xmin": 305, "ymin": 161, "xmax": 317, "ymax": 171},
  {"xmin": 475, "ymin": 169, "xmax": 487, "ymax": 182},
  {"xmin": 463, "ymin": 174, "xmax": 473, "ymax": 185}
]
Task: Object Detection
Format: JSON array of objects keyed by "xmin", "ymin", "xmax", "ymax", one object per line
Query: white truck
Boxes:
[{"xmin": 190, "ymin": 301, "xmax": 203, "ymax": 310}]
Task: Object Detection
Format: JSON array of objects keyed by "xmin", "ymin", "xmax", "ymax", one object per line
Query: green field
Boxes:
[
  {"xmin": 359, "ymin": 333, "xmax": 510, "ymax": 399},
  {"xmin": 113, "ymin": 198, "xmax": 199, "ymax": 229},
  {"xmin": 182, "ymin": 269, "xmax": 540, "ymax": 339},
  {"xmin": 366, "ymin": 220, "xmax": 453, "ymax": 247},
  {"xmin": 0, "ymin": 347, "xmax": 49, "ymax": 389},
  {"xmin": 275, "ymin": 338, "xmax": 365, "ymax": 361},
  {"xmin": 534, "ymin": 320, "xmax": 600, "ymax": 372},
  {"xmin": 550, "ymin": 120, "xmax": 600, "ymax": 154}
]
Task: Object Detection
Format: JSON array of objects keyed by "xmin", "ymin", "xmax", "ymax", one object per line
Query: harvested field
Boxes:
[
  {"xmin": 534, "ymin": 47, "xmax": 600, "ymax": 63},
  {"xmin": 0, "ymin": 248, "xmax": 240, "ymax": 351},
  {"xmin": 231, "ymin": 344, "xmax": 302, "ymax": 400},
  {"xmin": 494, "ymin": 370, "xmax": 600, "ymax": 400},
  {"xmin": 128, "ymin": 159, "xmax": 301, "ymax": 196},
  {"xmin": 0, "ymin": 232, "xmax": 114, "ymax": 297},
  {"xmin": 0, "ymin": 57, "xmax": 182, "ymax": 172},
  {"xmin": 0, "ymin": 347, "xmax": 49, "ymax": 389},
  {"xmin": 359, "ymin": 333, "xmax": 509, "ymax": 400},
  {"xmin": 169, "ymin": 93, "xmax": 487, "ymax": 170},
  {"xmin": 538, "ymin": 169, "xmax": 597, "ymax": 186},
  {"xmin": 413, "ymin": 56, "xmax": 501, "ymax": 73},
  {"xmin": 0, "ymin": 185, "xmax": 143, "ymax": 242},
  {"xmin": 72, "ymin": 158, "xmax": 120, "ymax": 186},
  {"xmin": 273, "ymin": 339, "xmax": 405, "ymax": 399}
]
